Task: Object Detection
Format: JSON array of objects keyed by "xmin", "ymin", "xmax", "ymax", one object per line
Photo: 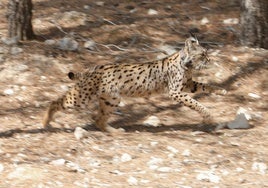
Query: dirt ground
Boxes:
[{"xmin": 0, "ymin": 0, "xmax": 267, "ymax": 187}]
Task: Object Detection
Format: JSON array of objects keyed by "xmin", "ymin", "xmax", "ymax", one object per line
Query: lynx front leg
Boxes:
[
  {"xmin": 42, "ymin": 86, "xmax": 80, "ymax": 128},
  {"xmin": 184, "ymin": 80, "xmax": 227, "ymax": 95},
  {"xmin": 169, "ymin": 91, "xmax": 213, "ymax": 123}
]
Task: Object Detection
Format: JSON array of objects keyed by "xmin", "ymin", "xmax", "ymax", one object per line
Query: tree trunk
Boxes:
[
  {"xmin": 240, "ymin": 0, "xmax": 268, "ymax": 49},
  {"xmin": 7, "ymin": 0, "xmax": 35, "ymax": 41}
]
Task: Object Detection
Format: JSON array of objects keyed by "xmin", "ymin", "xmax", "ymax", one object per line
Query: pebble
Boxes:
[
  {"xmin": 4, "ymin": 88, "xmax": 14, "ymax": 95},
  {"xmin": 252, "ymin": 162, "xmax": 267, "ymax": 175},
  {"xmin": 127, "ymin": 176, "xmax": 138, "ymax": 186},
  {"xmin": 45, "ymin": 39, "xmax": 57, "ymax": 46},
  {"xmin": 143, "ymin": 116, "xmax": 161, "ymax": 127},
  {"xmin": 248, "ymin": 93, "xmax": 261, "ymax": 99},
  {"xmin": 121, "ymin": 153, "xmax": 132, "ymax": 162},
  {"xmin": 147, "ymin": 157, "xmax": 163, "ymax": 167},
  {"xmin": 237, "ymin": 107, "xmax": 251, "ymax": 120},
  {"xmin": 74, "ymin": 127, "xmax": 88, "ymax": 140},
  {"xmin": 200, "ymin": 17, "xmax": 209, "ymax": 25},
  {"xmin": 95, "ymin": 1, "xmax": 104, "ymax": 6},
  {"xmin": 231, "ymin": 56, "xmax": 239, "ymax": 62},
  {"xmin": 50, "ymin": 158, "xmax": 66, "ymax": 166},
  {"xmin": 157, "ymin": 167, "xmax": 172, "ymax": 173},
  {"xmin": 166, "ymin": 146, "xmax": 178, "ymax": 154},
  {"xmin": 182, "ymin": 149, "xmax": 191, "ymax": 157},
  {"xmin": 196, "ymin": 171, "xmax": 220, "ymax": 183},
  {"xmin": 10, "ymin": 47, "xmax": 23, "ymax": 55},
  {"xmin": 58, "ymin": 37, "xmax": 79, "ymax": 51},
  {"xmin": 1, "ymin": 36, "xmax": 19, "ymax": 45},
  {"xmin": 84, "ymin": 40, "xmax": 96, "ymax": 50},
  {"xmin": 223, "ymin": 18, "xmax": 239, "ymax": 25},
  {"xmin": 148, "ymin": 9, "xmax": 158, "ymax": 15}
]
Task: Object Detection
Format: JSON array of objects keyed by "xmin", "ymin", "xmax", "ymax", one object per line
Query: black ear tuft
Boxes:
[{"xmin": 68, "ymin": 72, "xmax": 75, "ymax": 80}]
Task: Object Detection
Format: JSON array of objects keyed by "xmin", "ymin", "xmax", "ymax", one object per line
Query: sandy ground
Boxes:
[{"xmin": 0, "ymin": 0, "xmax": 267, "ymax": 187}]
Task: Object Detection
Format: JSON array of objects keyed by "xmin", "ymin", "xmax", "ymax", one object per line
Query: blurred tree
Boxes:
[
  {"xmin": 240, "ymin": 0, "xmax": 268, "ymax": 49},
  {"xmin": 6, "ymin": 0, "xmax": 35, "ymax": 41}
]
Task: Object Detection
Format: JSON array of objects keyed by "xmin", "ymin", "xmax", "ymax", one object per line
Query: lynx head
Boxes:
[{"xmin": 182, "ymin": 36, "xmax": 209, "ymax": 70}]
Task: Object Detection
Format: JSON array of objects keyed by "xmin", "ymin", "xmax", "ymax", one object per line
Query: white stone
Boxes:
[
  {"xmin": 157, "ymin": 167, "xmax": 172, "ymax": 173},
  {"xmin": 231, "ymin": 56, "xmax": 239, "ymax": 62},
  {"xmin": 58, "ymin": 37, "xmax": 79, "ymax": 51},
  {"xmin": 196, "ymin": 171, "xmax": 220, "ymax": 183},
  {"xmin": 74, "ymin": 127, "xmax": 88, "ymax": 140},
  {"xmin": 237, "ymin": 107, "xmax": 251, "ymax": 120},
  {"xmin": 200, "ymin": 17, "xmax": 209, "ymax": 25},
  {"xmin": 50, "ymin": 158, "xmax": 66, "ymax": 166},
  {"xmin": 65, "ymin": 161, "xmax": 86, "ymax": 173},
  {"xmin": 143, "ymin": 116, "xmax": 161, "ymax": 127},
  {"xmin": 121, "ymin": 153, "xmax": 132, "ymax": 162},
  {"xmin": 252, "ymin": 162, "xmax": 267, "ymax": 175},
  {"xmin": 223, "ymin": 18, "xmax": 239, "ymax": 25},
  {"xmin": 236, "ymin": 167, "xmax": 244, "ymax": 172},
  {"xmin": 10, "ymin": 47, "xmax": 23, "ymax": 55},
  {"xmin": 150, "ymin": 141, "xmax": 158, "ymax": 147},
  {"xmin": 147, "ymin": 157, "xmax": 163, "ymax": 166},
  {"xmin": 248, "ymin": 93, "xmax": 261, "ymax": 99},
  {"xmin": 182, "ymin": 149, "xmax": 191, "ymax": 157},
  {"xmin": 227, "ymin": 113, "xmax": 250, "ymax": 129},
  {"xmin": 45, "ymin": 39, "xmax": 57, "ymax": 46},
  {"xmin": 84, "ymin": 40, "xmax": 95, "ymax": 50},
  {"xmin": 166, "ymin": 146, "xmax": 178, "ymax": 154},
  {"xmin": 95, "ymin": 1, "xmax": 104, "ymax": 6},
  {"xmin": 148, "ymin": 9, "xmax": 158, "ymax": 15},
  {"xmin": 4, "ymin": 88, "xmax": 14, "ymax": 95},
  {"xmin": 127, "ymin": 176, "xmax": 138, "ymax": 186},
  {"xmin": 1, "ymin": 36, "xmax": 19, "ymax": 45}
]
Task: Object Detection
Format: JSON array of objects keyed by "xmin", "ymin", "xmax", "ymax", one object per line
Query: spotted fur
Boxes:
[{"xmin": 43, "ymin": 37, "xmax": 226, "ymax": 132}]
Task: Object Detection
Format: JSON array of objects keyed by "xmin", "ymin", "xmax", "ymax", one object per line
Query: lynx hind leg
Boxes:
[
  {"xmin": 169, "ymin": 92, "xmax": 213, "ymax": 123},
  {"xmin": 95, "ymin": 95, "xmax": 124, "ymax": 133}
]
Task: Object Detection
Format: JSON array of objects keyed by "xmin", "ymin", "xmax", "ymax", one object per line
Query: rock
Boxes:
[
  {"xmin": 223, "ymin": 18, "xmax": 239, "ymax": 25},
  {"xmin": 127, "ymin": 176, "xmax": 138, "ymax": 186},
  {"xmin": 248, "ymin": 93, "xmax": 261, "ymax": 99},
  {"xmin": 237, "ymin": 107, "xmax": 251, "ymax": 120},
  {"xmin": 196, "ymin": 171, "xmax": 220, "ymax": 183},
  {"xmin": 45, "ymin": 39, "xmax": 57, "ymax": 46},
  {"xmin": 50, "ymin": 158, "xmax": 66, "ymax": 166},
  {"xmin": 65, "ymin": 161, "xmax": 86, "ymax": 173},
  {"xmin": 74, "ymin": 127, "xmax": 88, "ymax": 140},
  {"xmin": 157, "ymin": 167, "xmax": 172, "ymax": 173},
  {"xmin": 227, "ymin": 113, "xmax": 250, "ymax": 129},
  {"xmin": 95, "ymin": 1, "xmax": 104, "ymax": 6},
  {"xmin": 84, "ymin": 40, "xmax": 96, "ymax": 50},
  {"xmin": 252, "ymin": 162, "xmax": 267, "ymax": 175},
  {"xmin": 182, "ymin": 149, "xmax": 191, "ymax": 157},
  {"xmin": 84, "ymin": 5, "xmax": 90, "ymax": 10},
  {"xmin": 4, "ymin": 88, "xmax": 14, "ymax": 95},
  {"xmin": 200, "ymin": 17, "xmax": 209, "ymax": 25},
  {"xmin": 1, "ymin": 36, "xmax": 19, "ymax": 45},
  {"xmin": 120, "ymin": 153, "xmax": 132, "ymax": 162},
  {"xmin": 148, "ymin": 9, "xmax": 158, "ymax": 15},
  {"xmin": 143, "ymin": 116, "xmax": 161, "ymax": 127},
  {"xmin": 231, "ymin": 56, "xmax": 239, "ymax": 62},
  {"xmin": 10, "ymin": 47, "xmax": 23, "ymax": 55},
  {"xmin": 58, "ymin": 37, "xmax": 79, "ymax": 51},
  {"xmin": 150, "ymin": 141, "xmax": 158, "ymax": 147},
  {"xmin": 166, "ymin": 146, "xmax": 178, "ymax": 154},
  {"xmin": 147, "ymin": 157, "xmax": 163, "ymax": 169}
]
